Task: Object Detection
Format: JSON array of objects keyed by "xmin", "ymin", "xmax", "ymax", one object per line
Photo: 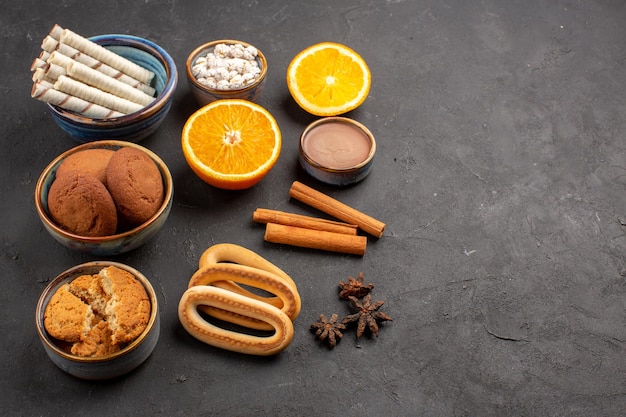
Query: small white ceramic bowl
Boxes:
[{"xmin": 35, "ymin": 261, "xmax": 160, "ymax": 380}]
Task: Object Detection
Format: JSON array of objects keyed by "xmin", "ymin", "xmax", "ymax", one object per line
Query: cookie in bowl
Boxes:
[
  {"xmin": 36, "ymin": 261, "xmax": 159, "ymax": 380},
  {"xmin": 34, "ymin": 140, "xmax": 173, "ymax": 256}
]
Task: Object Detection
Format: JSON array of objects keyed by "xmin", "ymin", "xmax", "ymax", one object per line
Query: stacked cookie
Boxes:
[
  {"xmin": 48, "ymin": 146, "xmax": 164, "ymax": 236},
  {"xmin": 178, "ymin": 243, "xmax": 301, "ymax": 356},
  {"xmin": 44, "ymin": 266, "xmax": 151, "ymax": 357}
]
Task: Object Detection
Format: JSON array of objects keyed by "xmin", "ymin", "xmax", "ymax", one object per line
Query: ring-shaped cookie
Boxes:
[
  {"xmin": 188, "ymin": 263, "xmax": 301, "ymax": 330},
  {"xmin": 178, "ymin": 285, "xmax": 294, "ymax": 356},
  {"xmin": 196, "ymin": 243, "xmax": 298, "ymax": 309},
  {"xmin": 198, "ymin": 244, "xmax": 295, "ymax": 287}
]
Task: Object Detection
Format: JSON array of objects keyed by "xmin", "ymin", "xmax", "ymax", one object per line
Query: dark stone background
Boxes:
[{"xmin": 1, "ymin": 1, "xmax": 624, "ymax": 416}]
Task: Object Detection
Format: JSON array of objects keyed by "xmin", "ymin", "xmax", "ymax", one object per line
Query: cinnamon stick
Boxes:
[
  {"xmin": 288, "ymin": 181, "xmax": 386, "ymax": 238},
  {"xmin": 264, "ymin": 223, "xmax": 367, "ymax": 256},
  {"xmin": 253, "ymin": 208, "xmax": 358, "ymax": 235}
]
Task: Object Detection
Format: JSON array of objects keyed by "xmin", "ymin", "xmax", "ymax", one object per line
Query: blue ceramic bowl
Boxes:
[
  {"xmin": 34, "ymin": 140, "xmax": 173, "ymax": 256},
  {"xmin": 36, "ymin": 261, "xmax": 160, "ymax": 380},
  {"xmin": 186, "ymin": 39, "xmax": 267, "ymax": 106},
  {"xmin": 47, "ymin": 34, "xmax": 178, "ymax": 143},
  {"xmin": 299, "ymin": 117, "xmax": 376, "ymax": 186}
]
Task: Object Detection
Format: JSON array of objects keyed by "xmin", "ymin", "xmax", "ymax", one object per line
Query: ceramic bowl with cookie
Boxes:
[
  {"xmin": 45, "ymin": 34, "xmax": 178, "ymax": 143},
  {"xmin": 186, "ymin": 39, "xmax": 267, "ymax": 106},
  {"xmin": 34, "ymin": 140, "xmax": 173, "ymax": 256},
  {"xmin": 35, "ymin": 261, "xmax": 160, "ymax": 380}
]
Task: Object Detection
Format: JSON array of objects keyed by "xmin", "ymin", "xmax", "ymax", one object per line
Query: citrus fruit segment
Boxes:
[
  {"xmin": 286, "ymin": 42, "xmax": 371, "ymax": 116},
  {"xmin": 181, "ymin": 99, "xmax": 281, "ymax": 190}
]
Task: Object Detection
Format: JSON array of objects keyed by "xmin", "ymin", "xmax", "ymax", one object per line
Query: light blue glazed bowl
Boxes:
[
  {"xmin": 298, "ymin": 117, "xmax": 376, "ymax": 186},
  {"xmin": 186, "ymin": 39, "xmax": 267, "ymax": 106},
  {"xmin": 47, "ymin": 34, "xmax": 178, "ymax": 143},
  {"xmin": 34, "ymin": 140, "xmax": 173, "ymax": 256},
  {"xmin": 36, "ymin": 261, "xmax": 160, "ymax": 380}
]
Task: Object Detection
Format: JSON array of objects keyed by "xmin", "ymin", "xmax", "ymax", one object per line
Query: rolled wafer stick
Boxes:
[
  {"xmin": 264, "ymin": 223, "xmax": 367, "ymax": 256},
  {"xmin": 47, "ymin": 24, "xmax": 64, "ymax": 40},
  {"xmin": 41, "ymin": 35, "xmax": 58, "ymax": 54},
  {"xmin": 42, "ymin": 28, "xmax": 155, "ymax": 95},
  {"xmin": 51, "ymin": 38, "xmax": 156, "ymax": 96},
  {"xmin": 30, "ymin": 57, "xmax": 47, "ymax": 71},
  {"xmin": 36, "ymin": 80, "xmax": 55, "ymax": 89},
  {"xmin": 66, "ymin": 60, "xmax": 155, "ymax": 106},
  {"xmin": 43, "ymin": 62, "xmax": 66, "ymax": 82},
  {"xmin": 32, "ymin": 67, "xmax": 54, "ymax": 84},
  {"xmin": 46, "ymin": 50, "xmax": 73, "ymax": 68},
  {"xmin": 31, "ymin": 67, "xmax": 43, "ymax": 82},
  {"xmin": 253, "ymin": 208, "xmax": 358, "ymax": 235},
  {"xmin": 60, "ymin": 28, "xmax": 154, "ymax": 84},
  {"xmin": 289, "ymin": 181, "xmax": 386, "ymax": 238},
  {"xmin": 31, "ymin": 81, "xmax": 124, "ymax": 118},
  {"xmin": 54, "ymin": 75, "xmax": 141, "ymax": 114},
  {"xmin": 39, "ymin": 50, "xmax": 51, "ymax": 62}
]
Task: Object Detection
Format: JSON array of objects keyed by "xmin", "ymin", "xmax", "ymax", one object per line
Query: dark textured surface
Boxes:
[{"xmin": 1, "ymin": 1, "xmax": 625, "ymax": 416}]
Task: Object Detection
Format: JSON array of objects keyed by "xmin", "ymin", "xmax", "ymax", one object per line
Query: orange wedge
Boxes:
[
  {"xmin": 286, "ymin": 42, "xmax": 371, "ymax": 116},
  {"xmin": 181, "ymin": 99, "xmax": 281, "ymax": 190}
]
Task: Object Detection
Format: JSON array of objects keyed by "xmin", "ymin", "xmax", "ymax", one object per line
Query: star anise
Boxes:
[
  {"xmin": 338, "ymin": 272, "xmax": 374, "ymax": 299},
  {"xmin": 310, "ymin": 313, "xmax": 346, "ymax": 348},
  {"xmin": 342, "ymin": 294, "xmax": 392, "ymax": 339}
]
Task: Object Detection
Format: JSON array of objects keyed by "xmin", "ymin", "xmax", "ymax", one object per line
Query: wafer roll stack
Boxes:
[
  {"xmin": 60, "ymin": 28, "xmax": 154, "ymax": 84},
  {"xmin": 54, "ymin": 75, "xmax": 143, "ymax": 114},
  {"xmin": 66, "ymin": 60, "xmax": 155, "ymax": 106},
  {"xmin": 31, "ymin": 81, "xmax": 123, "ymax": 118},
  {"xmin": 42, "ymin": 34, "xmax": 155, "ymax": 96},
  {"xmin": 29, "ymin": 24, "xmax": 157, "ymax": 119}
]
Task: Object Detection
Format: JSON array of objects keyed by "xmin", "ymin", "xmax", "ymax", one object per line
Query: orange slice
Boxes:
[
  {"xmin": 286, "ymin": 42, "xmax": 371, "ymax": 116},
  {"xmin": 181, "ymin": 99, "xmax": 281, "ymax": 190}
]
